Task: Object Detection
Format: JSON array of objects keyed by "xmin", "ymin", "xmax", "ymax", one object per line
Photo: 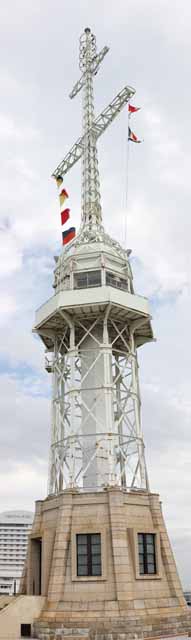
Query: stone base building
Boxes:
[{"xmin": 21, "ymin": 487, "xmax": 191, "ymax": 639}]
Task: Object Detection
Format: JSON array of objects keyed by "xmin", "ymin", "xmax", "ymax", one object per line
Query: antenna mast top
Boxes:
[
  {"xmin": 53, "ymin": 29, "xmax": 135, "ymax": 236},
  {"xmin": 70, "ymin": 27, "xmax": 109, "ymax": 228}
]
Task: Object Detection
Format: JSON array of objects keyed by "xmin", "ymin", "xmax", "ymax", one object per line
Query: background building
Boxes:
[
  {"xmin": 184, "ymin": 591, "xmax": 191, "ymax": 607},
  {"xmin": 0, "ymin": 511, "xmax": 33, "ymax": 595}
]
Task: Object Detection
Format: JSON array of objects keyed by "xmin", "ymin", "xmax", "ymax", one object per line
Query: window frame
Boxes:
[
  {"xmin": 128, "ymin": 528, "xmax": 162, "ymax": 580},
  {"xmin": 138, "ymin": 532, "xmax": 156, "ymax": 576},
  {"xmin": 77, "ymin": 533, "xmax": 101, "ymax": 577},
  {"xmin": 72, "ymin": 527, "xmax": 107, "ymax": 582},
  {"xmin": 106, "ymin": 270, "xmax": 128, "ymax": 292},
  {"xmin": 74, "ymin": 270, "xmax": 101, "ymax": 290}
]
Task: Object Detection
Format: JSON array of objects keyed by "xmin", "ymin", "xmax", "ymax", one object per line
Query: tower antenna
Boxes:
[{"xmin": 52, "ymin": 27, "xmax": 135, "ymax": 233}]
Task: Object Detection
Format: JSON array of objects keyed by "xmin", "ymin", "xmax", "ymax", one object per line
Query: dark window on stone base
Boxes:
[
  {"xmin": 21, "ymin": 624, "xmax": 31, "ymax": 637},
  {"xmin": 77, "ymin": 533, "xmax": 101, "ymax": 577},
  {"xmin": 138, "ymin": 533, "xmax": 156, "ymax": 575}
]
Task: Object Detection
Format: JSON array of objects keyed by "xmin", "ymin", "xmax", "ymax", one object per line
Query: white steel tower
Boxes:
[
  {"xmin": 22, "ymin": 29, "xmax": 190, "ymax": 640},
  {"xmin": 34, "ymin": 28, "xmax": 153, "ymax": 495}
]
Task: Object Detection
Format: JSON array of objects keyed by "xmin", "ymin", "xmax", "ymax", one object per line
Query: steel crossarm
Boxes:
[
  {"xmin": 52, "ymin": 85, "xmax": 135, "ymax": 178},
  {"xmin": 91, "ymin": 45, "xmax": 109, "ymax": 75},
  {"xmin": 69, "ymin": 75, "xmax": 85, "ymax": 99},
  {"xmin": 69, "ymin": 46, "xmax": 109, "ymax": 99},
  {"xmin": 91, "ymin": 85, "xmax": 135, "ymax": 138},
  {"xmin": 52, "ymin": 136, "xmax": 84, "ymax": 179}
]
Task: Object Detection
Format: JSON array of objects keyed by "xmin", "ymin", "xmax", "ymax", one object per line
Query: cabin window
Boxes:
[
  {"xmin": 74, "ymin": 270, "xmax": 101, "ymax": 289},
  {"xmin": 106, "ymin": 271, "xmax": 128, "ymax": 291}
]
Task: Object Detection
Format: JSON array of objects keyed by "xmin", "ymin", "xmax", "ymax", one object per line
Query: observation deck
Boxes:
[{"xmin": 34, "ymin": 286, "xmax": 153, "ymax": 351}]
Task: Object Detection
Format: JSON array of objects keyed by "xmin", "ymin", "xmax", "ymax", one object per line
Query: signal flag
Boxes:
[
  {"xmin": 55, "ymin": 175, "xmax": 63, "ymax": 187},
  {"xmin": 59, "ymin": 188, "xmax": 69, "ymax": 206},
  {"xmin": 128, "ymin": 104, "xmax": 140, "ymax": 114},
  {"xmin": 62, "ymin": 227, "xmax": 76, "ymax": 245},
  {"xmin": 128, "ymin": 127, "xmax": 141, "ymax": 143},
  {"xmin": 61, "ymin": 208, "xmax": 70, "ymax": 225}
]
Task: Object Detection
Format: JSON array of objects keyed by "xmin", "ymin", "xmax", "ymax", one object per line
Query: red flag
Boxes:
[
  {"xmin": 128, "ymin": 127, "xmax": 141, "ymax": 143},
  {"xmin": 61, "ymin": 208, "xmax": 70, "ymax": 225},
  {"xmin": 62, "ymin": 227, "xmax": 76, "ymax": 245},
  {"xmin": 128, "ymin": 104, "xmax": 140, "ymax": 113}
]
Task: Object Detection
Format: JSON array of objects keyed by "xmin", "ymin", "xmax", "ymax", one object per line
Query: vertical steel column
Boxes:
[
  {"xmin": 130, "ymin": 331, "xmax": 148, "ymax": 490},
  {"xmin": 80, "ymin": 28, "xmax": 102, "ymax": 226},
  {"xmin": 103, "ymin": 306, "xmax": 116, "ymax": 485},
  {"xmin": 48, "ymin": 338, "xmax": 60, "ymax": 494},
  {"xmin": 115, "ymin": 355, "xmax": 127, "ymax": 488}
]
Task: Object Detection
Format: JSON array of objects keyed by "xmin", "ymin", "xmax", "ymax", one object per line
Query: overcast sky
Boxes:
[{"xmin": 0, "ymin": 0, "xmax": 191, "ymax": 589}]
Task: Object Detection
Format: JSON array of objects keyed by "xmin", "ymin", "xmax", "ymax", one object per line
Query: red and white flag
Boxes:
[
  {"xmin": 128, "ymin": 104, "xmax": 140, "ymax": 114},
  {"xmin": 128, "ymin": 127, "xmax": 141, "ymax": 143}
]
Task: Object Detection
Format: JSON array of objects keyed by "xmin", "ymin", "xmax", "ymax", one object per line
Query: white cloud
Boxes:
[
  {"xmin": 0, "ymin": 294, "xmax": 17, "ymax": 317},
  {"xmin": 0, "ymin": 114, "xmax": 38, "ymax": 141},
  {"xmin": 0, "ymin": 374, "xmax": 50, "ymax": 465},
  {"xmin": 0, "ymin": 230, "xmax": 22, "ymax": 276},
  {"xmin": 0, "ymin": 325, "xmax": 44, "ymax": 369},
  {"xmin": 0, "ymin": 462, "xmax": 47, "ymax": 513}
]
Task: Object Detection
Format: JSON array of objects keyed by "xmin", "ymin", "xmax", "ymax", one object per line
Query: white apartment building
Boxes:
[{"xmin": 0, "ymin": 511, "xmax": 33, "ymax": 595}]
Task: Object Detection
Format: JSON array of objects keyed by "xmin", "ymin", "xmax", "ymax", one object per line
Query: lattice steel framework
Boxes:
[
  {"xmin": 46, "ymin": 307, "xmax": 149, "ymax": 494},
  {"xmin": 40, "ymin": 28, "xmax": 152, "ymax": 494}
]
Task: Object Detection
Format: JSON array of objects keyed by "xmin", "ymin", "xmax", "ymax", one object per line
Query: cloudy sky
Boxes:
[{"xmin": 0, "ymin": 0, "xmax": 191, "ymax": 588}]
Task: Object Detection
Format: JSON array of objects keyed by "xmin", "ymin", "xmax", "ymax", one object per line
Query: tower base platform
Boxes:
[
  {"xmin": 33, "ymin": 616, "xmax": 191, "ymax": 640},
  {"xmin": 23, "ymin": 487, "xmax": 191, "ymax": 639}
]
